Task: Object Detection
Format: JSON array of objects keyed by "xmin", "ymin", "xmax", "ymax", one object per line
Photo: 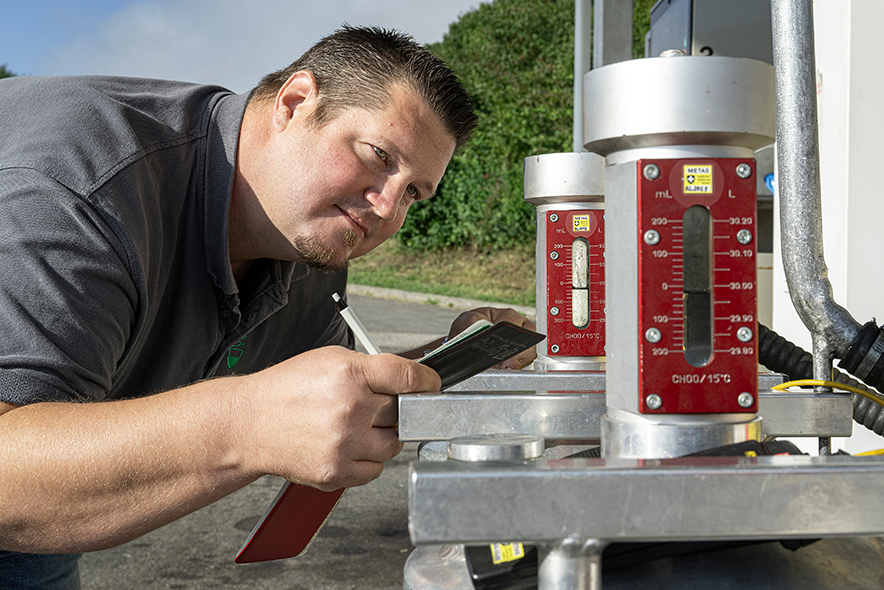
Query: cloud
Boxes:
[{"xmin": 41, "ymin": 0, "xmax": 483, "ymax": 93}]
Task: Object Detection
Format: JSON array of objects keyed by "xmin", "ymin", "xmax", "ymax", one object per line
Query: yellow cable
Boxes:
[
  {"xmin": 856, "ymin": 448, "xmax": 884, "ymax": 456},
  {"xmin": 771, "ymin": 378, "xmax": 884, "ymax": 408}
]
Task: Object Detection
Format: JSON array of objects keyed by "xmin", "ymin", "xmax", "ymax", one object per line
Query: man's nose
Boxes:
[{"xmin": 367, "ymin": 178, "xmax": 408, "ymax": 222}]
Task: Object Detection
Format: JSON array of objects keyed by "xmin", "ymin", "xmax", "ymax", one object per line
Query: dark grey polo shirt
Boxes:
[{"xmin": 0, "ymin": 75, "xmax": 352, "ymax": 405}]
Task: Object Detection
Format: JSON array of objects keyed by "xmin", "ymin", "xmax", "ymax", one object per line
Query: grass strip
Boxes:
[{"xmin": 348, "ymin": 239, "xmax": 536, "ymax": 307}]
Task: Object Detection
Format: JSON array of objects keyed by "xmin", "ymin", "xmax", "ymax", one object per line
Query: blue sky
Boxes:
[{"xmin": 0, "ymin": 0, "xmax": 483, "ymax": 93}]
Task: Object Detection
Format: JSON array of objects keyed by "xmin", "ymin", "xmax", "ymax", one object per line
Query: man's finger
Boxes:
[
  {"xmin": 498, "ymin": 350, "xmax": 536, "ymax": 370},
  {"xmin": 372, "ymin": 395, "xmax": 399, "ymax": 428},
  {"xmin": 359, "ymin": 353, "xmax": 441, "ymax": 395},
  {"xmin": 360, "ymin": 427, "xmax": 404, "ymax": 464}
]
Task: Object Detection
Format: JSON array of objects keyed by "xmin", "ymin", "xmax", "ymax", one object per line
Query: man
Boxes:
[{"xmin": 0, "ymin": 26, "xmax": 535, "ymax": 588}]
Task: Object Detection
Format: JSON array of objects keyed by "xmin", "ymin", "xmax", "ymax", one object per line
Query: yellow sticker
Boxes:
[
  {"xmin": 490, "ymin": 542, "xmax": 526, "ymax": 564},
  {"xmin": 683, "ymin": 165, "xmax": 713, "ymax": 194},
  {"xmin": 572, "ymin": 214, "xmax": 591, "ymax": 232}
]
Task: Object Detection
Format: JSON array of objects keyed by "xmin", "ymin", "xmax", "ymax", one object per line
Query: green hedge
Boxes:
[
  {"xmin": 399, "ymin": 0, "xmax": 655, "ymax": 252},
  {"xmin": 399, "ymin": 0, "xmax": 575, "ymax": 251}
]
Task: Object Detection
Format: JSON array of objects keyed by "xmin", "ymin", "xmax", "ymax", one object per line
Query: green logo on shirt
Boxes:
[{"xmin": 227, "ymin": 335, "xmax": 247, "ymax": 369}]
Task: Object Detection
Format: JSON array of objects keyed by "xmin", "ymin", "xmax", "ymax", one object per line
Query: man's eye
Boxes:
[
  {"xmin": 373, "ymin": 146, "xmax": 388, "ymax": 162},
  {"xmin": 406, "ymin": 185, "xmax": 419, "ymax": 200}
]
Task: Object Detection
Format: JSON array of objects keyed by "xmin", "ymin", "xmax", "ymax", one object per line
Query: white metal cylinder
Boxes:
[
  {"xmin": 583, "ymin": 55, "xmax": 776, "ymax": 157},
  {"xmin": 525, "ymin": 152, "xmax": 606, "ymax": 370}
]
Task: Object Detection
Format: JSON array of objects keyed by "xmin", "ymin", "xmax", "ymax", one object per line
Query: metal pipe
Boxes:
[
  {"xmin": 573, "ymin": 0, "xmax": 592, "ymax": 152},
  {"xmin": 770, "ymin": 0, "xmax": 861, "ymax": 376}
]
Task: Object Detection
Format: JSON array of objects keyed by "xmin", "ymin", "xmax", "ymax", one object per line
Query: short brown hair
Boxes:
[{"xmin": 249, "ymin": 25, "xmax": 477, "ymax": 150}]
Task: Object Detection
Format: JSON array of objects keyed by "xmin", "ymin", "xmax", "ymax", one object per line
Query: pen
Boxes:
[{"xmin": 332, "ymin": 293, "xmax": 383, "ymax": 355}]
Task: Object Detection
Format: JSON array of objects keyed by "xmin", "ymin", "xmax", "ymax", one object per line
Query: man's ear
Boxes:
[{"xmin": 272, "ymin": 71, "xmax": 319, "ymax": 131}]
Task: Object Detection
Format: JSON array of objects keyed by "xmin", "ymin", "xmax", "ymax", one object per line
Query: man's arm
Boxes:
[
  {"xmin": 399, "ymin": 307, "xmax": 538, "ymax": 370},
  {"xmin": 0, "ymin": 346, "xmax": 440, "ymax": 554}
]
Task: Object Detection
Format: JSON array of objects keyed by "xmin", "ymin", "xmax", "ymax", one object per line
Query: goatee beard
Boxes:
[{"xmin": 292, "ymin": 231, "xmax": 356, "ymax": 273}]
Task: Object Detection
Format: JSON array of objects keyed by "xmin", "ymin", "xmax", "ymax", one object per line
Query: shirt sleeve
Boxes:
[{"xmin": 0, "ymin": 169, "xmax": 137, "ymax": 404}]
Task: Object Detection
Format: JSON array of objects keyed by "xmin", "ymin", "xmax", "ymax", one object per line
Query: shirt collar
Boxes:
[{"xmin": 203, "ymin": 92, "xmax": 306, "ymax": 298}]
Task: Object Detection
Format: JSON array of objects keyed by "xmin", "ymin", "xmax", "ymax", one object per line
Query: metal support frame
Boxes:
[
  {"xmin": 409, "ymin": 454, "xmax": 884, "ymax": 545},
  {"xmin": 403, "ymin": 7, "xmax": 882, "ymax": 587},
  {"xmin": 449, "ymin": 369, "xmax": 786, "ymax": 394},
  {"xmin": 399, "ymin": 371, "xmax": 853, "ymax": 442}
]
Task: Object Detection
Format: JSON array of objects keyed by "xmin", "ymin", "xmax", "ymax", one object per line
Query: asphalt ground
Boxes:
[{"xmin": 78, "ymin": 289, "xmax": 491, "ymax": 590}]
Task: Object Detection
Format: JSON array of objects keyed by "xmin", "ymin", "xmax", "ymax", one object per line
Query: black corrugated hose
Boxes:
[{"xmin": 757, "ymin": 322, "xmax": 884, "ymax": 437}]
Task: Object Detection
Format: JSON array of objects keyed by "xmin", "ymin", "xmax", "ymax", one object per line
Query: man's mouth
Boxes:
[{"xmin": 338, "ymin": 206, "xmax": 367, "ymax": 238}]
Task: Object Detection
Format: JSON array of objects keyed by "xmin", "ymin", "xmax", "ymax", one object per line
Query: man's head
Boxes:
[
  {"xmin": 249, "ymin": 25, "xmax": 477, "ymax": 151},
  {"xmin": 232, "ymin": 27, "xmax": 476, "ymax": 276}
]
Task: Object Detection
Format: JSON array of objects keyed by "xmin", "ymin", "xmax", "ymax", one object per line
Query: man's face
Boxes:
[{"xmin": 256, "ymin": 81, "xmax": 456, "ymax": 272}]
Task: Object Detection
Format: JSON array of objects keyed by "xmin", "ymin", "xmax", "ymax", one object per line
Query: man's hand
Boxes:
[
  {"xmin": 0, "ymin": 347, "xmax": 439, "ymax": 553},
  {"xmin": 447, "ymin": 307, "xmax": 538, "ymax": 370},
  {"xmin": 237, "ymin": 346, "xmax": 440, "ymax": 491}
]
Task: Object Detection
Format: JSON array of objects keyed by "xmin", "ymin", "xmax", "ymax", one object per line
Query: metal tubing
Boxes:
[
  {"xmin": 770, "ymin": 0, "xmax": 861, "ymax": 373},
  {"xmin": 573, "ymin": 0, "xmax": 592, "ymax": 153}
]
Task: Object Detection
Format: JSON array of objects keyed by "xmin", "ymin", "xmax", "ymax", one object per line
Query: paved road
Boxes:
[{"xmin": 78, "ymin": 291, "xmax": 470, "ymax": 590}]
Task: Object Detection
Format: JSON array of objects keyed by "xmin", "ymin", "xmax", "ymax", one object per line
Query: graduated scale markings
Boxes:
[{"xmin": 644, "ymin": 215, "xmax": 755, "ymax": 360}]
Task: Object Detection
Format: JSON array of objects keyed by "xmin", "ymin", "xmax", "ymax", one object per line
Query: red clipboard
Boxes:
[
  {"xmin": 235, "ymin": 320, "xmax": 543, "ymax": 563},
  {"xmin": 234, "ymin": 481, "xmax": 345, "ymax": 563}
]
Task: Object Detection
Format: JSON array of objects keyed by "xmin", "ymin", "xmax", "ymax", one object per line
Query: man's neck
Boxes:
[{"xmin": 230, "ymin": 259, "xmax": 255, "ymax": 286}]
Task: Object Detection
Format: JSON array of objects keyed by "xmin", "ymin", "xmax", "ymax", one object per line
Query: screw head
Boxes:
[
  {"xmin": 737, "ymin": 326, "xmax": 754, "ymax": 342},
  {"xmin": 646, "ymin": 394, "xmax": 663, "ymax": 410},
  {"xmin": 550, "ymin": 307, "xmax": 560, "ymax": 316},
  {"xmin": 550, "ymin": 251, "xmax": 560, "ymax": 260},
  {"xmin": 736, "ymin": 163, "xmax": 753, "ymax": 179},
  {"xmin": 645, "ymin": 327, "xmax": 662, "ymax": 343},
  {"xmin": 736, "ymin": 229, "xmax": 753, "ymax": 245},
  {"xmin": 550, "ymin": 344, "xmax": 561, "ymax": 354},
  {"xmin": 644, "ymin": 230, "xmax": 661, "ymax": 245},
  {"xmin": 737, "ymin": 392, "xmax": 754, "ymax": 408},
  {"xmin": 549, "ymin": 213, "xmax": 559, "ymax": 223},
  {"xmin": 643, "ymin": 164, "xmax": 660, "ymax": 180}
]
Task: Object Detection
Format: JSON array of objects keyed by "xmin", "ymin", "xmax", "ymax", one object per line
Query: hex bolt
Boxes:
[
  {"xmin": 736, "ymin": 229, "xmax": 753, "ymax": 245},
  {"xmin": 736, "ymin": 163, "xmax": 753, "ymax": 179},
  {"xmin": 643, "ymin": 164, "xmax": 660, "ymax": 180},
  {"xmin": 550, "ymin": 307, "xmax": 560, "ymax": 316},
  {"xmin": 737, "ymin": 326, "xmax": 754, "ymax": 342},
  {"xmin": 550, "ymin": 344, "xmax": 561, "ymax": 354},
  {"xmin": 549, "ymin": 213, "xmax": 559, "ymax": 223},
  {"xmin": 644, "ymin": 230, "xmax": 661, "ymax": 245},
  {"xmin": 550, "ymin": 251, "xmax": 560, "ymax": 260},
  {"xmin": 645, "ymin": 327, "xmax": 662, "ymax": 343},
  {"xmin": 738, "ymin": 392, "xmax": 754, "ymax": 408},
  {"xmin": 646, "ymin": 394, "xmax": 663, "ymax": 410}
]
